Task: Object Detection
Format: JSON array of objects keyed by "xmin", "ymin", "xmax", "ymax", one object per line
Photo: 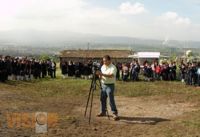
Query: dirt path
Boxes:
[{"xmin": 74, "ymin": 96, "xmax": 199, "ymax": 124}]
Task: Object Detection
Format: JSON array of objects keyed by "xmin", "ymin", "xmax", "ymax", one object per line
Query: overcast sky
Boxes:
[{"xmin": 0, "ymin": 0, "xmax": 200, "ymax": 41}]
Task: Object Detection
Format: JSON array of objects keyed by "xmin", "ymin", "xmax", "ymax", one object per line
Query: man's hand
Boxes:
[{"xmin": 96, "ymin": 70, "xmax": 102, "ymax": 76}]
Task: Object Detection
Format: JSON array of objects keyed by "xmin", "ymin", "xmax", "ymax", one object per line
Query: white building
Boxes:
[{"xmin": 128, "ymin": 52, "xmax": 169, "ymax": 65}]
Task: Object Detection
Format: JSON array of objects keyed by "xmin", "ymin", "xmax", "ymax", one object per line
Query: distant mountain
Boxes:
[{"xmin": 0, "ymin": 30, "xmax": 199, "ymax": 49}]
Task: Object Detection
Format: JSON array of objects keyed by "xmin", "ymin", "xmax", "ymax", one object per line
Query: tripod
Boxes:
[{"xmin": 84, "ymin": 70, "xmax": 110, "ymax": 124}]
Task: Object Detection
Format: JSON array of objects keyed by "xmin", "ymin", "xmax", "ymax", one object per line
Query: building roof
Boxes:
[{"xmin": 59, "ymin": 49, "xmax": 134, "ymax": 58}]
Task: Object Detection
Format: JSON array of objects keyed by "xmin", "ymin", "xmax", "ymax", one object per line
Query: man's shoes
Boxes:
[
  {"xmin": 112, "ymin": 114, "xmax": 120, "ymax": 121},
  {"xmin": 96, "ymin": 113, "xmax": 120, "ymax": 121},
  {"xmin": 96, "ymin": 113, "xmax": 106, "ymax": 117}
]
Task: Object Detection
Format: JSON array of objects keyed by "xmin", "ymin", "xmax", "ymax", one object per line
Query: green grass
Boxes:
[
  {"xmin": 1, "ymin": 76, "xmax": 200, "ymax": 99},
  {"xmin": 1, "ymin": 66, "xmax": 200, "ymax": 99},
  {"xmin": 182, "ymin": 120, "xmax": 200, "ymax": 129}
]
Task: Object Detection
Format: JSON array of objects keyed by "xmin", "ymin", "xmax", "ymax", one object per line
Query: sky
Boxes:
[{"xmin": 0, "ymin": 0, "xmax": 200, "ymax": 41}]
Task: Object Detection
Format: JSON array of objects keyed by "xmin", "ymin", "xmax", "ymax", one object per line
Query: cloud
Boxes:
[
  {"xmin": 119, "ymin": 2, "xmax": 146, "ymax": 15},
  {"xmin": 9, "ymin": 0, "xmax": 129, "ymax": 34},
  {"xmin": 151, "ymin": 11, "xmax": 198, "ymax": 41},
  {"xmin": 16, "ymin": 0, "xmax": 87, "ymax": 20},
  {"xmin": 159, "ymin": 11, "xmax": 191, "ymax": 25},
  {"xmin": 0, "ymin": 0, "xmax": 199, "ymax": 41},
  {"xmin": 193, "ymin": 0, "xmax": 200, "ymax": 6}
]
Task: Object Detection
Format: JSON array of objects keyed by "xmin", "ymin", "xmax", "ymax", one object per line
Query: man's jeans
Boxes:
[{"xmin": 100, "ymin": 84, "xmax": 118, "ymax": 115}]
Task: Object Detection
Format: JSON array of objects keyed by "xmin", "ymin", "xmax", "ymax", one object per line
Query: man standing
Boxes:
[{"xmin": 96, "ymin": 55, "xmax": 119, "ymax": 121}]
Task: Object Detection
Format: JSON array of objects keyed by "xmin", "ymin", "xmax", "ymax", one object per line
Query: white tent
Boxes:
[
  {"xmin": 128, "ymin": 52, "xmax": 169, "ymax": 65},
  {"xmin": 128, "ymin": 52, "xmax": 161, "ymax": 58}
]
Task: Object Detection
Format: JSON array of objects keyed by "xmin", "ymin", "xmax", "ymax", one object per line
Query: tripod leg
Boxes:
[
  {"xmin": 106, "ymin": 108, "xmax": 110, "ymax": 120},
  {"xmin": 89, "ymin": 87, "xmax": 94, "ymax": 124},
  {"xmin": 84, "ymin": 78, "xmax": 94, "ymax": 117}
]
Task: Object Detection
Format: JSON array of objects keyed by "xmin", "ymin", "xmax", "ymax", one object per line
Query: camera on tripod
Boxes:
[
  {"xmin": 92, "ymin": 62, "xmax": 101, "ymax": 72},
  {"xmin": 92, "ymin": 62, "xmax": 101, "ymax": 78}
]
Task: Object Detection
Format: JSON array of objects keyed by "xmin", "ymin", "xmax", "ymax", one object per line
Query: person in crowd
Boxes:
[
  {"xmin": 185, "ymin": 62, "xmax": 197, "ymax": 86},
  {"xmin": 25, "ymin": 59, "xmax": 31, "ymax": 81},
  {"xmin": 81, "ymin": 61, "xmax": 91, "ymax": 79},
  {"xmin": 161, "ymin": 62, "xmax": 169, "ymax": 81},
  {"xmin": 155, "ymin": 61, "xmax": 161, "ymax": 80},
  {"xmin": 115, "ymin": 62, "xmax": 121, "ymax": 80},
  {"xmin": 68, "ymin": 61, "xmax": 75, "ymax": 77},
  {"xmin": 61, "ymin": 61, "xmax": 68, "ymax": 79},
  {"xmin": 50, "ymin": 60, "xmax": 56, "ymax": 78},
  {"xmin": 74, "ymin": 61, "xmax": 81, "ymax": 78},
  {"xmin": 122, "ymin": 63, "xmax": 129, "ymax": 81},
  {"xmin": 41, "ymin": 60, "xmax": 48, "ymax": 78},
  {"xmin": 172, "ymin": 62, "xmax": 177, "ymax": 80},
  {"xmin": 191, "ymin": 62, "xmax": 197, "ymax": 86},
  {"xmin": 168, "ymin": 61, "xmax": 177, "ymax": 81},
  {"xmin": 179, "ymin": 61, "xmax": 186, "ymax": 83},
  {"xmin": 197, "ymin": 62, "xmax": 200, "ymax": 86},
  {"xmin": 143, "ymin": 61, "xmax": 153, "ymax": 81},
  {"xmin": 0, "ymin": 56, "xmax": 6, "ymax": 82},
  {"xmin": 130, "ymin": 60, "xmax": 140, "ymax": 81}
]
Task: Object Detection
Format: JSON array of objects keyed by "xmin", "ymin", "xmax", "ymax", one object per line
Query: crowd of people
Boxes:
[
  {"xmin": 60, "ymin": 60, "xmax": 93, "ymax": 79},
  {"xmin": 60, "ymin": 59, "xmax": 200, "ymax": 86},
  {"xmin": 120, "ymin": 60, "xmax": 177, "ymax": 82},
  {"xmin": 0, "ymin": 56, "xmax": 56, "ymax": 82},
  {"xmin": 1, "ymin": 55, "xmax": 200, "ymax": 87},
  {"xmin": 179, "ymin": 61, "xmax": 200, "ymax": 86}
]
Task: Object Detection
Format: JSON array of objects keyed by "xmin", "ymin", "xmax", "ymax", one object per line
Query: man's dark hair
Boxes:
[{"xmin": 103, "ymin": 55, "xmax": 111, "ymax": 61}]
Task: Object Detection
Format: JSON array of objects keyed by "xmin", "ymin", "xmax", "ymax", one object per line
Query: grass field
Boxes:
[{"xmin": 1, "ymin": 69, "xmax": 200, "ymax": 137}]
